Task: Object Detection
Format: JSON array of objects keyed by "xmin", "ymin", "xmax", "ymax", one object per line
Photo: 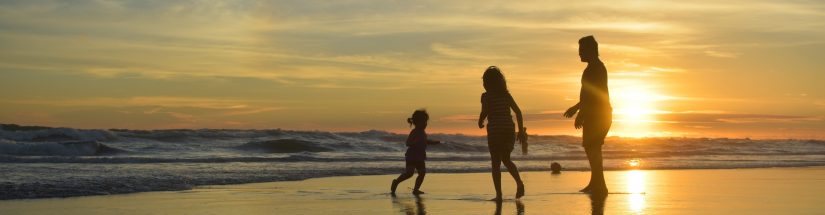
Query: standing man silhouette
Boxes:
[{"xmin": 564, "ymin": 35, "xmax": 612, "ymax": 196}]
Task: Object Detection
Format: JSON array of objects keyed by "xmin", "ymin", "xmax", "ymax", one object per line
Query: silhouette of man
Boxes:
[{"xmin": 564, "ymin": 35, "xmax": 612, "ymax": 196}]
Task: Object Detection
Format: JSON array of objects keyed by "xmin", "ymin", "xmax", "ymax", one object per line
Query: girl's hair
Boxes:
[
  {"xmin": 483, "ymin": 66, "xmax": 508, "ymax": 93},
  {"xmin": 578, "ymin": 35, "xmax": 599, "ymax": 58},
  {"xmin": 407, "ymin": 109, "xmax": 429, "ymax": 127}
]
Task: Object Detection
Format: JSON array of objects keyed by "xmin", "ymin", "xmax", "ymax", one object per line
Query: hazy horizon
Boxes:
[{"xmin": 2, "ymin": 0, "xmax": 824, "ymax": 139}]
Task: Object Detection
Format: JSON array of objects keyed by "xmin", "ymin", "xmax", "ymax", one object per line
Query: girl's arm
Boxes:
[
  {"xmin": 478, "ymin": 94, "xmax": 488, "ymax": 129},
  {"xmin": 427, "ymin": 140, "xmax": 441, "ymax": 145},
  {"xmin": 508, "ymin": 94, "xmax": 526, "ymax": 137},
  {"xmin": 405, "ymin": 133, "xmax": 419, "ymax": 146},
  {"xmin": 509, "ymin": 94, "xmax": 529, "ymax": 154}
]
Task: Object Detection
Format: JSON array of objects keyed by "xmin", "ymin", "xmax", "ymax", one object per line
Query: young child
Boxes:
[
  {"xmin": 391, "ymin": 109, "xmax": 440, "ymax": 195},
  {"xmin": 478, "ymin": 66, "xmax": 527, "ymax": 201}
]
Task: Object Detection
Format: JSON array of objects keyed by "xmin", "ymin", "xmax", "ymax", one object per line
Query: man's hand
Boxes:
[
  {"xmin": 478, "ymin": 120, "xmax": 485, "ymax": 129},
  {"xmin": 574, "ymin": 115, "xmax": 583, "ymax": 129},
  {"xmin": 564, "ymin": 105, "xmax": 579, "ymax": 118}
]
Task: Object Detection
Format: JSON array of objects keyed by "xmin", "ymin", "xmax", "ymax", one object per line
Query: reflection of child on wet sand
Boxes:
[{"xmin": 391, "ymin": 109, "xmax": 440, "ymax": 195}]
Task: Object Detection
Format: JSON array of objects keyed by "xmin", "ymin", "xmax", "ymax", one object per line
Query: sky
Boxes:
[{"xmin": 1, "ymin": 0, "xmax": 824, "ymax": 138}]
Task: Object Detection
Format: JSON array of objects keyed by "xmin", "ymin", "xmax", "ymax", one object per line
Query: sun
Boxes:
[
  {"xmin": 610, "ymin": 80, "xmax": 667, "ymax": 137},
  {"xmin": 627, "ymin": 158, "xmax": 642, "ymax": 168}
]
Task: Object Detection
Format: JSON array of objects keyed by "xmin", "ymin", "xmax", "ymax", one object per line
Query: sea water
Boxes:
[{"xmin": 2, "ymin": 125, "xmax": 824, "ymax": 199}]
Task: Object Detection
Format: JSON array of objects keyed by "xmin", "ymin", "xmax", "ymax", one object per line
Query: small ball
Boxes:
[{"xmin": 550, "ymin": 162, "xmax": 562, "ymax": 174}]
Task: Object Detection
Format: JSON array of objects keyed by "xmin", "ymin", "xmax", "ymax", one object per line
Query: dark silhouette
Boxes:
[
  {"xmin": 391, "ymin": 195, "xmax": 426, "ymax": 215},
  {"xmin": 478, "ymin": 66, "xmax": 527, "ymax": 201},
  {"xmin": 391, "ymin": 109, "xmax": 441, "ymax": 195},
  {"xmin": 494, "ymin": 200, "xmax": 525, "ymax": 215},
  {"xmin": 563, "ymin": 35, "xmax": 613, "ymax": 196},
  {"xmin": 589, "ymin": 193, "xmax": 608, "ymax": 215},
  {"xmin": 550, "ymin": 162, "xmax": 562, "ymax": 174}
]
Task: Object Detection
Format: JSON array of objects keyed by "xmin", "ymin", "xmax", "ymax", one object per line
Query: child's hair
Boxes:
[
  {"xmin": 407, "ymin": 109, "xmax": 429, "ymax": 127},
  {"xmin": 483, "ymin": 66, "xmax": 508, "ymax": 93},
  {"xmin": 578, "ymin": 35, "xmax": 599, "ymax": 58}
]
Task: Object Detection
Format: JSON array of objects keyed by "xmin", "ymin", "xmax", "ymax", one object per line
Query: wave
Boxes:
[
  {"xmin": 0, "ymin": 140, "xmax": 127, "ymax": 156},
  {"xmin": 0, "ymin": 124, "xmax": 117, "ymax": 142},
  {"xmin": 236, "ymin": 139, "xmax": 335, "ymax": 153},
  {"xmin": 3, "ymin": 123, "xmax": 825, "ymax": 158}
]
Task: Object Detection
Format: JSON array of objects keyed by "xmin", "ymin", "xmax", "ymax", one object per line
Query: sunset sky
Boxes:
[{"xmin": 1, "ymin": 0, "xmax": 824, "ymax": 138}]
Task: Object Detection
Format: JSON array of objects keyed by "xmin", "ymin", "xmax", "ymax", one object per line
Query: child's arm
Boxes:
[
  {"xmin": 510, "ymin": 95, "xmax": 527, "ymax": 149},
  {"xmin": 508, "ymin": 94, "xmax": 525, "ymax": 133},
  {"xmin": 478, "ymin": 94, "xmax": 488, "ymax": 129},
  {"xmin": 509, "ymin": 93, "xmax": 529, "ymax": 154},
  {"xmin": 406, "ymin": 133, "xmax": 419, "ymax": 146},
  {"xmin": 427, "ymin": 140, "xmax": 441, "ymax": 145}
]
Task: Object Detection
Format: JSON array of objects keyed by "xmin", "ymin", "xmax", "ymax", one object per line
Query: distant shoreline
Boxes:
[{"xmin": 3, "ymin": 123, "xmax": 822, "ymax": 141}]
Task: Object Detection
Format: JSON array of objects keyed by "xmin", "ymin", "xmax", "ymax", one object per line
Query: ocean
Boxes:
[{"xmin": 2, "ymin": 124, "xmax": 824, "ymax": 199}]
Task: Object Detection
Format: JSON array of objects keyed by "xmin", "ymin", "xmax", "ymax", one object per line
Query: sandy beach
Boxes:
[{"xmin": 2, "ymin": 167, "xmax": 824, "ymax": 214}]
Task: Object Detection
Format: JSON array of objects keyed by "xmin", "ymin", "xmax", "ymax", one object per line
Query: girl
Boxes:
[
  {"xmin": 478, "ymin": 66, "xmax": 526, "ymax": 201},
  {"xmin": 391, "ymin": 109, "xmax": 440, "ymax": 195},
  {"xmin": 563, "ymin": 35, "xmax": 612, "ymax": 196}
]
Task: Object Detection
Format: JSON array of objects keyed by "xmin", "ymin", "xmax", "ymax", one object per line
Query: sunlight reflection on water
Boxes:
[{"xmin": 626, "ymin": 170, "xmax": 647, "ymax": 213}]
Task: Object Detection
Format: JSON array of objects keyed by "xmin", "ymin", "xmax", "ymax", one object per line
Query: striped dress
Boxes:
[{"xmin": 482, "ymin": 91, "xmax": 516, "ymax": 137}]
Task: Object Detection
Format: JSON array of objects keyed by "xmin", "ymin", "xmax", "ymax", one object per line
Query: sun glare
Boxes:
[
  {"xmin": 627, "ymin": 158, "xmax": 642, "ymax": 168},
  {"xmin": 626, "ymin": 170, "xmax": 648, "ymax": 213},
  {"xmin": 610, "ymin": 80, "xmax": 668, "ymax": 137}
]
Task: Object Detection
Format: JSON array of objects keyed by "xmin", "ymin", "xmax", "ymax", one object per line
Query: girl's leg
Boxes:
[
  {"xmin": 490, "ymin": 151, "xmax": 503, "ymax": 200},
  {"xmin": 413, "ymin": 161, "xmax": 426, "ymax": 192},
  {"xmin": 396, "ymin": 161, "xmax": 416, "ymax": 182},
  {"xmin": 392, "ymin": 161, "xmax": 416, "ymax": 193},
  {"xmin": 501, "ymin": 152, "xmax": 525, "ymax": 198}
]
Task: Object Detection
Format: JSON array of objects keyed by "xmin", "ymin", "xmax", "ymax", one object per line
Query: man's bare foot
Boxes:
[
  {"xmin": 490, "ymin": 196, "xmax": 503, "ymax": 202},
  {"xmin": 390, "ymin": 179, "xmax": 399, "ymax": 194},
  {"xmin": 579, "ymin": 184, "xmax": 592, "ymax": 193},
  {"xmin": 412, "ymin": 189, "xmax": 425, "ymax": 195},
  {"xmin": 589, "ymin": 185, "xmax": 608, "ymax": 196}
]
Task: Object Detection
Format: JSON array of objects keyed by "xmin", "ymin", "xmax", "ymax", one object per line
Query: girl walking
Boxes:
[{"xmin": 478, "ymin": 66, "xmax": 527, "ymax": 201}]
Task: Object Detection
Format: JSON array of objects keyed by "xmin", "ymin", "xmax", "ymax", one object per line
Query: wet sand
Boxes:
[{"xmin": 2, "ymin": 167, "xmax": 824, "ymax": 214}]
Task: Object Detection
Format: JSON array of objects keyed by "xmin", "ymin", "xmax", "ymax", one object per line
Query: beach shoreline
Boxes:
[{"xmin": 2, "ymin": 166, "xmax": 824, "ymax": 214}]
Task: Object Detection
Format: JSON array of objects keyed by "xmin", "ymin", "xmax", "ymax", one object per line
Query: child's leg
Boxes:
[
  {"xmin": 490, "ymin": 151, "xmax": 503, "ymax": 199},
  {"xmin": 501, "ymin": 150, "xmax": 523, "ymax": 185},
  {"xmin": 413, "ymin": 161, "xmax": 426, "ymax": 191},
  {"xmin": 501, "ymin": 151, "xmax": 525, "ymax": 198},
  {"xmin": 396, "ymin": 161, "xmax": 416, "ymax": 182}
]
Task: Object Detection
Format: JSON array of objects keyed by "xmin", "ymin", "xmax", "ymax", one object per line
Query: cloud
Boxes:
[
  {"xmin": 430, "ymin": 43, "xmax": 515, "ymax": 61},
  {"xmin": 223, "ymin": 107, "xmax": 284, "ymax": 116},
  {"xmin": 704, "ymin": 50, "xmax": 740, "ymax": 58},
  {"xmin": 5, "ymin": 96, "xmax": 258, "ymax": 109},
  {"xmin": 441, "ymin": 111, "xmax": 567, "ymax": 123},
  {"xmin": 656, "ymin": 111, "xmax": 823, "ymax": 124},
  {"xmin": 439, "ymin": 114, "xmax": 476, "ymax": 122},
  {"xmin": 609, "ymin": 61, "xmax": 685, "ymax": 77},
  {"xmin": 1, "ymin": 0, "xmax": 824, "ymax": 137}
]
